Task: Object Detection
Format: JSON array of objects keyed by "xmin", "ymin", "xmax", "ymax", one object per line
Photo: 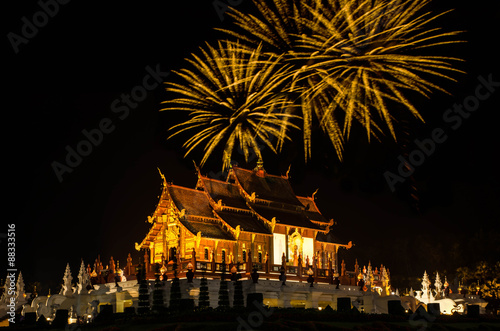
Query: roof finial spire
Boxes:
[
  {"xmin": 257, "ymin": 158, "xmax": 264, "ymax": 169},
  {"xmin": 312, "ymin": 188, "xmax": 319, "ymax": 200},
  {"xmin": 192, "ymin": 160, "xmax": 201, "ymax": 178},
  {"xmin": 157, "ymin": 167, "xmax": 166, "ymax": 184},
  {"xmin": 254, "ymin": 157, "xmax": 266, "ymax": 177}
]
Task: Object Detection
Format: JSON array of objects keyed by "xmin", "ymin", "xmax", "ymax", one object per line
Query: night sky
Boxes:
[{"xmin": 4, "ymin": 1, "xmax": 500, "ymax": 292}]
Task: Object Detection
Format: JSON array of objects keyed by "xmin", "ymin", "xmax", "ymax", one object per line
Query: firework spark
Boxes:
[
  {"xmin": 162, "ymin": 41, "xmax": 299, "ymax": 169},
  {"xmin": 220, "ymin": 0, "xmax": 464, "ymax": 160}
]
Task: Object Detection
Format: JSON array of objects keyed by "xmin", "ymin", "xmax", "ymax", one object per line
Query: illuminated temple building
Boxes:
[
  {"xmin": 7, "ymin": 164, "xmax": 488, "ymax": 323},
  {"xmin": 10, "ymin": 164, "xmax": 408, "ymax": 323},
  {"xmin": 137, "ymin": 162, "xmax": 355, "ymax": 282}
]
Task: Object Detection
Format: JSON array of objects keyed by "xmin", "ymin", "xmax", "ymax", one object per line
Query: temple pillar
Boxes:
[
  {"xmin": 150, "ymin": 243, "xmax": 155, "ymax": 266},
  {"xmin": 269, "ymin": 235, "xmax": 274, "ymax": 265},
  {"xmin": 144, "ymin": 250, "xmax": 150, "ymax": 272},
  {"xmin": 285, "ymin": 228, "xmax": 289, "ymax": 263},
  {"xmin": 162, "ymin": 223, "xmax": 167, "ymax": 262},
  {"xmin": 191, "ymin": 248, "xmax": 196, "ymax": 268},
  {"xmin": 298, "ymin": 255, "xmax": 302, "ymax": 279},
  {"xmin": 251, "ymin": 234, "xmax": 256, "ymax": 262},
  {"xmin": 313, "ymin": 254, "xmax": 317, "ymax": 279},
  {"xmin": 265, "ymin": 253, "xmax": 270, "ymax": 273},
  {"xmin": 321, "ymin": 246, "xmax": 325, "ymax": 269},
  {"xmin": 233, "ymin": 241, "xmax": 239, "ymax": 263},
  {"xmin": 334, "ymin": 246, "xmax": 338, "ymax": 274},
  {"xmin": 166, "ymin": 243, "xmax": 170, "ymax": 262},
  {"xmin": 180, "ymin": 227, "xmax": 185, "ymax": 259},
  {"xmin": 126, "ymin": 253, "xmax": 132, "ymax": 276},
  {"xmin": 328, "ymin": 255, "xmax": 333, "ymax": 284},
  {"xmin": 247, "ymin": 250, "xmax": 252, "ymax": 272}
]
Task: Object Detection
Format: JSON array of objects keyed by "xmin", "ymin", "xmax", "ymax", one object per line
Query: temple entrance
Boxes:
[
  {"xmin": 288, "ymin": 230, "xmax": 303, "ymax": 266},
  {"xmin": 169, "ymin": 247, "xmax": 177, "ymax": 261}
]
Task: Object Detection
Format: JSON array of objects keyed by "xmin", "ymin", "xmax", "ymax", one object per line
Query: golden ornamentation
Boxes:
[{"xmin": 195, "ymin": 231, "xmax": 202, "ymax": 249}]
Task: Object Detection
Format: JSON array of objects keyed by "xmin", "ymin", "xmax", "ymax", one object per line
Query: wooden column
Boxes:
[
  {"xmin": 126, "ymin": 253, "xmax": 132, "ymax": 276},
  {"xmin": 180, "ymin": 227, "xmax": 185, "ymax": 259},
  {"xmin": 265, "ymin": 253, "xmax": 270, "ymax": 273},
  {"xmin": 313, "ymin": 253, "xmax": 317, "ymax": 279},
  {"xmin": 191, "ymin": 248, "xmax": 196, "ymax": 268},
  {"xmin": 328, "ymin": 253, "xmax": 333, "ymax": 284},
  {"xmin": 334, "ymin": 245, "xmax": 338, "ymax": 275},
  {"xmin": 269, "ymin": 234, "xmax": 274, "ymax": 265},
  {"xmin": 251, "ymin": 234, "xmax": 256, "ymax": 262},
  {"xmin": 144, "ymin": 249, "xmax": 150, "ymax": 273},
  {"xmin": 285, "ymin": 227, "xmax": 289, "ymax": 263},
  {"xmin": 233, "ymin": 241, "xmax": 239, "ymax": 263},
  {"xmin": 247, "ymin": 250, "xmax": 252, "ymax": 272},
  {"xmin": 162, "ymin": 223, "xmax": 168, "ymax": 262}
]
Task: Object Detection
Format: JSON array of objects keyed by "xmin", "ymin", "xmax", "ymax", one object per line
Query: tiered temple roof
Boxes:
[{"xmin": 138, "ymin": 164, "xmax": 347, "ymax": 250}]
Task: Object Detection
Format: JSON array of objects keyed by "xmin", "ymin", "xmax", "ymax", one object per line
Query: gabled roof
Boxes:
[
  {"xmin": 167, "ymin": 185, "xmax": 215, "ymax": 219},
  {"xmin": 179, "ymin": 219, "xmax": 235, "ymax": 241},
  {"xmin": 139, "ymin": 220, "xmax": 163, "ymax": 249},
  {"xmin": 297, "ymin": 196, "xmax": 329, "ymax": 224},
  {"xmin": 201, "ymin": 177, "xmax": 248, "ymax": 210},
  {"xmin": 167, "ymin": 184, "xmax": 237, "ymax": 240},
  {"xmin": 214, "ymin": 210, "xmax": 272, "ymax": 235},
  {"xmin": 141, "ymin": 165, "xmax": 347, "ymax": 246},
  {"xmin": 316, "ymin": 230, "xmax": 350, "ymax": 245},
  {"xmin": 231, "ymin": 167, "xmax": 303, "ymax": 207},
  {"xmin": 248, "ymin": 203, "xmax": 323, "ymax": 230}
]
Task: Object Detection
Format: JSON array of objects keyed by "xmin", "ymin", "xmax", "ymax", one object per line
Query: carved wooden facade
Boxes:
[{"xmin": 137, "ymin": 164, "xmax": 352, "ymax": 278}]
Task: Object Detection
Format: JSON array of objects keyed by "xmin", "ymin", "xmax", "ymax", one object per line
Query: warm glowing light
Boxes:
[
  {"xmin": 164, "ymin": 0, "xmax": 465, "ymax": 167},
  {"xmin": 163, "ymin": 41, "xmax": 300, "ymax": 169},
  {"xmin": 219, "ymin": 0, "xmax": 463, "ymax": 160}
]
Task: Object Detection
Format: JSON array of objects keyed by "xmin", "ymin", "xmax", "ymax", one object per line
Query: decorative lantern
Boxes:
[{"xmin": 307, "ymin": 268, "xmax": 314, "ymax": 287}]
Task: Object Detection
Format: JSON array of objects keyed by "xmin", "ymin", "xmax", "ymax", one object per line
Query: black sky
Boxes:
[{"xmin": 4, "ymin": 0, "xmax": 500, "ymax": 291}]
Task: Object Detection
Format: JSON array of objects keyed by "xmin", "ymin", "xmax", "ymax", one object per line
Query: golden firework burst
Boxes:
[
  {"xmin": 162, "ymin": 40, "xmax": 300, "ymax": 169},
  {"xmin": 219, "ymin": 0, "xmax": 464, "ymax": 160}
]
